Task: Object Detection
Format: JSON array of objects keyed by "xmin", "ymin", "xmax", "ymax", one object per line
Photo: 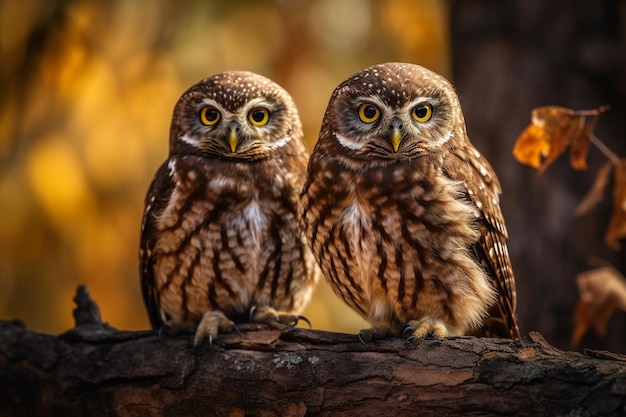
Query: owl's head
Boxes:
[
  {"xmin": 169, "ymin": 71, "xmax": 302, "ymax": 159},
  {"xmin": 321, "ymin": 63, "xmax": 466, "ymax": 163}
]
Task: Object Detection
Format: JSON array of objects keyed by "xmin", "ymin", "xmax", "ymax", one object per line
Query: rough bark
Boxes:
[{"xmin": 1, "ymin": 287, "xmax": 625, "ymax": 417}]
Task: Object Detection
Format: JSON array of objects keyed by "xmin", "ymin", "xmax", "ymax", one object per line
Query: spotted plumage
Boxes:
[
  {"xmin": 140, "ymin": 71, "xmax": 319, "ymax": 346},
  {"xmin": 300, "ymin": 63, "xmax": 519, "ymax": 340}
]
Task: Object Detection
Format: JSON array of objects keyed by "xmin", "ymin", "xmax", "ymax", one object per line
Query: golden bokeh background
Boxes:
[{"xmin": 0, "ymin": 0, "xmax": 451, "ymax": 334}]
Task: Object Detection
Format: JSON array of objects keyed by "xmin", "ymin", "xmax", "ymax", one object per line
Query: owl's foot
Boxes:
[
  {"xmin": 404, "ymin": 317, "xmax": 449, "ymax": 342},
  {"xmin": 357, "ymin": 328, "xmax": 392, "ymax": 344},
  {"xmin": 194, "ymin": 310, "xmax": 238, "ymax": 348},
  {"xmin": 249, "ymin": 305, "xmax": 311, "ymax": 330}
]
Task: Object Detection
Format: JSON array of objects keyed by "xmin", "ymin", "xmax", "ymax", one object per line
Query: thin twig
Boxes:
[
  {"xmin": 573, "ymin": 105, "xmax": 611, "ymax": 117},
  {"xmin": 590, "ymin": 134, "xmax": 621, "ymax": 165}
]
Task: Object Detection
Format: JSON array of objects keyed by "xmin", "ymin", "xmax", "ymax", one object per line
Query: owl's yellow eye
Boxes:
[
  {"xmin": 248, "ymin": 107, "xmax": 270, "ymax": 126},
  {"xmin": 412, "ymin": 104, "xmax": 433, "ymax": 122},
  {"xmin": 358, "ymin": 103, "xmax": 380, "ymax": 123},
  {"xmin": 200, "ymin": 107, "xmax": 221, "ymax": 126}
]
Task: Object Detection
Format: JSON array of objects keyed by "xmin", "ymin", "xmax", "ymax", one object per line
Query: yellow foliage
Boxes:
[
  {"xmin": 382, "ymin": 0, "xmax": 451, "ymax": 76},
  {"xmin": 26, "ymin": 137, "xmax": 94, "ymax": 227}
]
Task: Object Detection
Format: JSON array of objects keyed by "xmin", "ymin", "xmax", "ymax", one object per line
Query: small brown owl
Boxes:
[
  {"xmin": 140, "ymin": 71, "xmax": 319, "ymax": 346},
  {"xmin": 301, "ymin": 63, "xmax": 520, "ymax": 341}
]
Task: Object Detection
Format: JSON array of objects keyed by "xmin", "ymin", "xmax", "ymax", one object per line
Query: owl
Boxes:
[
  {"xmin": 140, "ymin": 71, "xmax": 319, "ymax": 346},
  {"xmin": 300, "ymin": 63, "xmax": 520, "ymax": 341}
]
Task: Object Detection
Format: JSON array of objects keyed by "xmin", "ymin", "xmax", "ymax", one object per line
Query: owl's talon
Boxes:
[
  {"xmin": 295, "ymin": 315, "xmax": 312, "ymax": 329},
  {"xmin": 402, "ymin": 325, "xmax": 418, "ymax": 344},
  {"xmin": 193, "ymin": 310, "xmax": 236, "ymax": 347},
  {"xmin": 250, "ymin": 306, "xmax": 308, "ymax": 329},
  {"xmin": 402, "ymin": 326, "xmax": 415, "ymax": 339},
  {"xmin": 249, "ymin": 305, "xmax": 258, "ymax": 322},
  {"xmin": 357, "ymin": 333, "xmax": 369, "ymax": 346},
  {"xmin": 233, "ymin": 324, "xmax": 242, "ymax": 338},
  {"xmin": 193, "ymin": 331, "xmax": 214, "ymax": 349}
]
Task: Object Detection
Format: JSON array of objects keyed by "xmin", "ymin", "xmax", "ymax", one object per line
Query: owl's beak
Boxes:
[
  {"xmin": 390, "ymin": 127, "xmax": 402, "ymax": 153},
  {"xmin": 228, "ymin": 129, "xmax": 238, "ymax": 153}
]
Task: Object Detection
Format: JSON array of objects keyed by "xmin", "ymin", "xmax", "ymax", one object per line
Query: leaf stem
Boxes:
[
  {"xmin": 590, "ymin": 134, "xmax": 620, "ymax": 165},
  {"xmin": 574, "ymin": 105, "xmax": 611, "ymax": 117}
]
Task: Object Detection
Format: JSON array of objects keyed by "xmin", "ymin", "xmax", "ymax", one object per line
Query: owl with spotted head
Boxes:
[
  {"xmin": 140, "ymin": 71, "xmax": 319, "ymax": 346},
  {"xmin": 301, "ymin": 63, "xmax": 520, "ymax": 341}
]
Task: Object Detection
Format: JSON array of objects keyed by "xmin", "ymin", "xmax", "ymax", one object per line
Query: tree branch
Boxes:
[{"xmin": 1, "ymin": 287, "xmax": 625, "ymax": 417}]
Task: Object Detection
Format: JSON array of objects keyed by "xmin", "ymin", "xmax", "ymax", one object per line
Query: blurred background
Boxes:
[{"xmin": 1, "ymin": 0, "xmax": 624, "ymax": 352}]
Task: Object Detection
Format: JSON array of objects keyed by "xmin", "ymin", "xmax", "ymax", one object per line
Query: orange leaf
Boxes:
[
  {"xmin": 569, "ymin": 105, "xmax": 609, "ymax": 170},
  {"xmin": 575, "ymin": 161, "xmax": 613, "ymax": 216},
  {"xmin": 532, "ymin": 106, "xmax": 581, "ymax": 173},
  {"xmin": 513, "ymin": 105, "xmax": 609, "ymax": 173},
  {"xmin": 606, "ymin": 159, "xmax": 626, "ymax": 249},
  {"xmin": 569, "ymin": 116, "xmax": 595, "ymax": 170},
  {"xmin": 512, "ymin": 123, "xmax": 550, "ymax": 169}
]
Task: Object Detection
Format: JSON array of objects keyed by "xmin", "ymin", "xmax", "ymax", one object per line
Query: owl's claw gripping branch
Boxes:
[
  {"xmin": 404, "ymin": 318, "xmax": 448, "ymax": 342},
  {"xmin": 249, "ymin": 306, "xmax": 312, "ymax": 330},
  {"xmin": 202, "ymin": 324, "xmax": 240, "ymax": 349},
  {"xmin": 401, "ymin": 325, "xmax": 414, "ymax": 340},
  {"xmin": 193, "ymin": 310, "xmax": 237, "ymax": 348}
]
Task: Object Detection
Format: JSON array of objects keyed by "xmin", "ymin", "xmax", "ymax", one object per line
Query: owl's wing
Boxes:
[
  {"xmin": 445, "ymin": 145, "xmax": 520, "ymax": 339},
  {"xmin": 139, "ymin": 160, "xmax": 177, "ymax": 329}
]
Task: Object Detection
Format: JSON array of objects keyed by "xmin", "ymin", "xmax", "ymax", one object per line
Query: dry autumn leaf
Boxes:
[
  {"xmin": 512, "ymin": 123, "xmax": 550, "ymax": 169},
  {"xmin": 512, "ymin": 105, "xmax": 609, "ymax": 173},
  {"xmin": 515, "ymin": 104, "xmax": 625, "ymax": 250},
  {"xmin": 576, "ymin": 161, "xmax": 613, "ymax": 216},
  {"xmin": 571, "ymin": 267, "xmax": 626, "ymax": 349},
  {"xmin": 606, "ymin": 159, "xmax": 626, "ymax": 249},
  {"xmin": 569, "ymin": 109, "xmax": 601, "ymax": 170}
]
